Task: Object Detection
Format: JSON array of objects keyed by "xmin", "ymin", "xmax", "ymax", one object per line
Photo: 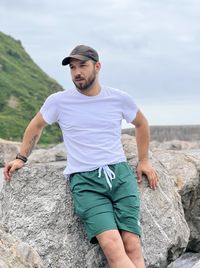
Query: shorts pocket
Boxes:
[
  {"xmin": 69, "ymin": 173, "xmax": 82, "ymax": 193},
  {"xmin": 117, "ymin": 163, "xmax": 136, "ymax": 183}
]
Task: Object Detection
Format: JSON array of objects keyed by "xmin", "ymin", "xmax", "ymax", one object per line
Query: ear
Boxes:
[{"xmin": 95, "ymin": 61, "xmax": 101, "ymax": 72}]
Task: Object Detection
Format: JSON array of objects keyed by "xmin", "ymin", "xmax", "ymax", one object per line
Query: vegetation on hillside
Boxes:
[{"xmin": 0, "ymin": 31, "xmax": 63, "ymax": 144}]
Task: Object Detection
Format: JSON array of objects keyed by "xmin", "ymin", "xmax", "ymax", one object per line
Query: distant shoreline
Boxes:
[
  {"xmin": 122, "ymin": 124, "xmax": 200, "ymax": 142},
  {"xmin": 1, "ymin": 124, "xmax": 199, "ymax": 145}
]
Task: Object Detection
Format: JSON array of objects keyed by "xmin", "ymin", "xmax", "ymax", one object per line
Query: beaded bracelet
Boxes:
[{"xmin": 16, "ymin": 153, "xmax": 28, "ymax": 163}]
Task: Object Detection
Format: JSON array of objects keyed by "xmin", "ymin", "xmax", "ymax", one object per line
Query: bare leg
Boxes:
[
  {"xmin": 96, "ymin": 230, "xmax": 136, "ymax": 268},
  {"xmin": 121, "ymin": 231, "xmax": 145, "ymax": 268}
]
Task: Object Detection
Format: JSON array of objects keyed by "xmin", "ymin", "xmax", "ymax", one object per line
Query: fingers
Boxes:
[
  {"xmin": 136, "ymin": 162, "xmax": 159, "ymax": 190},
  {"xmin": 3, "ymin": 163, "xmax": 12, "ymax": 181},
  {"xmin": 136, "ymin": 169, "xmax": 142, "ymax": 184},
  {"xmin": 3, "ymin": 160, "xmax": 24, "ymax": 181},
  {"xmin": 147, "ymin": 170, "xmax": 159, "ymax": 190}
]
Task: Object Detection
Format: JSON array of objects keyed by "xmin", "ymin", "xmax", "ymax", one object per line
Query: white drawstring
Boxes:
[{"xmin": 98, "ymin": 165, "xmax": 116, "ymax": 189}]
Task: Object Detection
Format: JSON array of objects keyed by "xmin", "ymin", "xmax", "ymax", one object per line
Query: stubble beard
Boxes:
[{"xmin": 73, "ymin": 70, "xmax": 96, "ymax": 92}]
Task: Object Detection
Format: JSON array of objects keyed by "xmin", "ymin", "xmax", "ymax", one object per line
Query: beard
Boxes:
[{"xmin": 73, "ymin": 70, "xmax": 96, "ymax": 92}]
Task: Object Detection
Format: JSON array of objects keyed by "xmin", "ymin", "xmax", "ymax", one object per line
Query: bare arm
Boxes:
[
  {"xmin": 19, "ymin": 112, "xmax": 47, "ymax": 157},
  {"xmin": 4, "ymin": 112, "xmax": 47, "ymax": 180},
  {"xmin": 132, "ymin": 110, "xmax": 158, "ymax": 190}
]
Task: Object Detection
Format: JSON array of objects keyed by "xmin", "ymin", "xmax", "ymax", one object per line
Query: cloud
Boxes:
[{"xmin": 1, "ymin": 0, "xmax": 200, "ymax": 124}]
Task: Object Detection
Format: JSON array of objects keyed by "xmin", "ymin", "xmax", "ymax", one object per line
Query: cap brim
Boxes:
[{"xmin": 62, "ymin": 55, "xmax": 91, "ymax": 66}]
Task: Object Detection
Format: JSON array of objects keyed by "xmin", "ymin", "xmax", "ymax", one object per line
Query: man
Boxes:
[{"xmin": 4, "ymin": 45, "xmax": 158, "ymax": 268}]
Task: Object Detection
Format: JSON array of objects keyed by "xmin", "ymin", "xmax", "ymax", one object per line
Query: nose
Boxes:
[{"xmin": 72, "ymin": 66, "xmax": 81, "ymax": 77}]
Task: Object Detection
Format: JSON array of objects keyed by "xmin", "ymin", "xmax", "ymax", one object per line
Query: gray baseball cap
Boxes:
[{"xmin": 62, "ymin": 45, "xmax": 99, "ymax": 66}]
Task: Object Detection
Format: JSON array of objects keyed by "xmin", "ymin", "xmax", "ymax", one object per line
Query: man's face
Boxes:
[{"xmin": 69, "ymin": 59, "xmax": 99, "ymax": 91}]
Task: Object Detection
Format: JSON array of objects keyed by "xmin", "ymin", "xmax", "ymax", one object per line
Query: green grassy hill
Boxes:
[{"xmin": 0, "ymin": 31, "xmax": 63, "ymax": 144}]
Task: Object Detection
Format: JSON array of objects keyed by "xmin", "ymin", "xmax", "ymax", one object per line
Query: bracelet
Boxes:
[{"xmin": 16, "ymin": 153, "xmax": 28, "ymax": 163}]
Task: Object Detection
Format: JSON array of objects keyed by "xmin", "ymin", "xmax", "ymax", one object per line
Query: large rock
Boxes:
[
  {"xmin": 150, "ymin": 140, "xmax": 200, "ymax": 151},
  {"xmin": 140, "ymin": 164, "xmax": 189, "ymax": 266},
  {"xmin": 0, "ymin": 153, "xmax": 189, "ymax": 267},
  {"xmin": 0, "ymin": 163, "xmax": 107, "ymax": 268},
  {"xmin": 152, "ymin": 149, "xmax": 200, "ymax": 253},
  {"xmin": 0, "ymin": 139, "xmax": 20, "ymax": 167},
  {"xmin": 122, "ymin": 136, "xmax": 190, "ymax": 266},
  {"xmin": 167, "ymin": 252, "xmax": 200, "ymax": 268},
  {"xmin": 0, "ymin": 224, "xmax": 43, "ymax": 268},
  {"xmin": 28, "ymin": 143, "xmax": 67, "ymax": 163}
]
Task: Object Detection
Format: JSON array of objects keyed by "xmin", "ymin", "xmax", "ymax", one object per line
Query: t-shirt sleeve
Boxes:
[
  {"xmin": 121, "ymin": 92, "xmax": 139, "ymax": 123},
  {"xmin": 40, "ymin": 94, "xmax": 59, "ymax": 125}
]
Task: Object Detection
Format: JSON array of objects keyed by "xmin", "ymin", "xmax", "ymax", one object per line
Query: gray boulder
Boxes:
[
  {"xmin": 0, "ymin": 139, "xmax": 20, "ymax": 167},
  {"xmin": 28, "ymin": 143, "xmax": 67, "ymax": 163},
  {"xmin": 139, "ymin": 159, "xmax": 189, "ymax": 267},
  {"xmin": 0, "ymin": 156, "xmax": 189, "ymax": 268},
  {"xmin": 0, "ymin": 164, "xmax": 107, "ymax": 268},
  {"xmin": 150, "ymin": 140, "xmax": 200, "ymax": 151},
  {"xmin": 153, "ymin": 149, "xmax": 200, "ymax": 253},
  {"xmin": 0, "ymin": 224, "xmax": 43, "ymax": 268},
  {"xmin": 167, "ymin": 252, "xmax": 200, "ymax": 268}
]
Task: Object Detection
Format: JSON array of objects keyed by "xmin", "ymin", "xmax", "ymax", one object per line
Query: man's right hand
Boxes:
[{"xmin": 3, "ymin": 159, "xmax": 25, "ymax": 181}]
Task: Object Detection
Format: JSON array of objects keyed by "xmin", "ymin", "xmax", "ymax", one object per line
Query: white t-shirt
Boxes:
[{"xmin": 40, "ymin": 86, "xmax": 139, "ymax": 177}]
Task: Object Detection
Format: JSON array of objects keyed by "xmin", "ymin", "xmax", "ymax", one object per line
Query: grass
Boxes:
[{"xmin": 0, "ymin": 31, "xmax": 63, "ymax": 144}]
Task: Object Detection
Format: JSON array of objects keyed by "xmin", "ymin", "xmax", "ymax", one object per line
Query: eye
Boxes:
[
  {"xmin": 79, "ymin": 61, "xmax": 88, "ymax": 67},
  {"xmin": 80, "ymin": 64, "xmax": 86, "ymax": 67},
  {"xmin": 69, "ymin": 65, "xmax": 75, "ymax": 70}
]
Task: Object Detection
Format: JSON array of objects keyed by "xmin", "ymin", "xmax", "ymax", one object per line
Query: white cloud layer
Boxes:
[{"xmin": 1, "ymin": 0, "xmax": 200, "ymax": 125}]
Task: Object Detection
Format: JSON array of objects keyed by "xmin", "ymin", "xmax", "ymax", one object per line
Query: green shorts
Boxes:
[{"xmin": 69, "ymin": 162, "xmax": 141, "ymax": 244}]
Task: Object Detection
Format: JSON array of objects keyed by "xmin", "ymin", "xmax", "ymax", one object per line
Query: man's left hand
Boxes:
[{"xmin": 136, "ymin": 160, "xmax": 158, "ymax": 190}]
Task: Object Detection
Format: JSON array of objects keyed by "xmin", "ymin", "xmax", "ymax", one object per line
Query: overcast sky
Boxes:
[{"xmin": 1, "ymin": 0, "xmax": 200, "ymax": 126}]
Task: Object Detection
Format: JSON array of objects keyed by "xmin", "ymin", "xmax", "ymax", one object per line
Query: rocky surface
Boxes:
[
  {"xmin": 152, "ymin": 148, "xmax": 200, "ymax": 253},
  {"xmin": 0, "ymin": 224, "xmax": 43, "ymax": 268},
  {"xmin": 150, "ymin": 139, "xmax": 200, "ymax": 151},
  {"xmin": 0, "ymin": 169, "xmax": 3, "ymax": 192},
  {"xmin": 123, "ymin": 125, "xmax": 200, "ymax": 142},
  {"xmin": 0, "ymin": 134, "xmax": 200, "ymax": 267},
  {"xmin": 168, "ymin": 252, "xmax": 200, "ymax": 268},
  {"xmin": 0, "ymin": 139, "xmax": 67, "ymax": 167},
  {"xmin": 0, "ymin": 163, "xmax": 107, "ymax": 268},
  {"xmin": 0, "ymin": 162, "xmax": 189, "ymax": 267},
  {"xmin": 0, "ymin": 139, "xmax": 20, "ymax": 167},
  {"xmin": 28, "ymin": 143, "xmax": 67, "ymax": 163}
]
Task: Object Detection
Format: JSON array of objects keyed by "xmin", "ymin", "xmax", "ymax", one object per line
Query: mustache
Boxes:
[{"xmin": 75, "ymin": 75, "xmax": 84, "ymax": 80}]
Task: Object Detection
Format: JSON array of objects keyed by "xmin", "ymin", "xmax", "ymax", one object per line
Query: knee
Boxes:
[
  {"xmin": 125, "ymin": 239, "xmax": 141, "ymax": 253},
  {"xmin": 100, "ymin": 235, "xmax": 122, "ymax": 253},
  {"xmin": 124, "ymin": 236, "xmax": 142, "ymax": 257},
  {"xmin": 97, "ymin": 231, "xmax": 125, "ymax": 262}
]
